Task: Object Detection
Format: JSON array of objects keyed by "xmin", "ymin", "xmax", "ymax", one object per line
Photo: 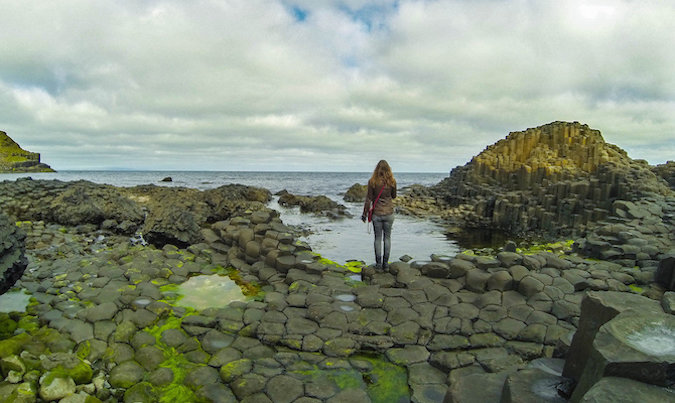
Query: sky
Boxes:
[{"xmin": 1, "ymin": 0, "xmax": 673, "ymax": 172}]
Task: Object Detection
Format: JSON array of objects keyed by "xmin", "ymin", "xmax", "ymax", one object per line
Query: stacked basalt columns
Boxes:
[
  {"xmin": 202, "ymin": 208, "xmax": 314, "ymax": 277},
  {"xmin": 430, "ymin": 121, "xmax": 671, "ymax": 236}
]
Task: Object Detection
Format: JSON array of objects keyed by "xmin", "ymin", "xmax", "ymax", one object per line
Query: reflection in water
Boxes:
[
  {"xmin": 271, "ymin": 198, "xmax": 460, "ymax": 265},
  {"xmin": 0, "ymin": 289, "xmax": 32, "ymax": 313},
  {"xmin": 176, "ymin": 275, "xmax": 247, "ymax": 310}
]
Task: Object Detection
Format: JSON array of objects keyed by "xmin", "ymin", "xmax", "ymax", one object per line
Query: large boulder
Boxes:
[
  {"xmin": 654, "ymin": 256, "xmax": 675, "ymax": 291},
  {"xmin": 562, "ymin": 291, "xmax": 663, "ymax": 382},
  {"xmin": 398, "ymin": 122, "xmax": 673, "ymax": 238},
  {"xmin": 277, "ymin": 190, "xmax": 351, "ymax": 218},
  {"xmin": 343, "ymin": 183, "xmax": 368, "ymax": 202},
  {"xmin": 0, "ymin": 212, "xmax": 27, "ymax": 294},
  {"xmin": 570, "ymin": 310, "xmax": 675, "ymax": 401}
]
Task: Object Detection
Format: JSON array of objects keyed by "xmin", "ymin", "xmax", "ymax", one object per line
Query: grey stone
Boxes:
[
  {"xmin": 135, "ymin": 345, "xmax": 165, "ymax": 371},
  {"xmin": 230, "ymin": 373, "xmax": 266, "ymax": 399},
  {"xmin": 266, "ymin": 374, "xmax": 304, "ymax": 403},
  {"xmin": 184, "ymin": 365, "xmax": 220, "ymax": 389},
  {"xmin": 390, "ymin": 321, "xmax": 420, "ymax": 345},
  {"xmin": 579, "ymin": 376, "xmax": 675, "ymax": 403},
  {"xmin": 444, "ymin": 372, "xmax": 510, "ymax": 403},
  {"xmin": 385, "ymin": 345, "xmax": 430, "ymax": 365},
  {"xmin": 501, "ymin": 368, "xmax": 568, "ymax": 403},
  {"xmin": 326, "ymin": 388, "xmax": 371, "ymax": 403},
  {"xmin": 497, "ymin": 252, "xmax": 522, "ymax": 267},
  {"xmin": 448, "ymin": 259, "xmax": 476, "ymax": 278},
  {"xmin": 487, "ymin": 271, "xmax": 514, "ymax": 291},
  {"xmin": 466, "ymin": 270, "xmax": 491, "ymax": 293},
  {"xmin": 195, "ymin": 383, "xmax": 238, "ymax": 403},
  {"xmin": 109, "ymin": 360, "xmax": 145, "ymax": 388},
  {"xmin": 562, "ymin": 291, "xmax": 663, "ymax": 381},
  {"xmin": 39, "ymin": 373, "xmax": 76, "ymax": 401},
  {"xmin": 82, "ymin": 302, "xmax": 118, "ymax": 322},
  {"xmin": 518, "ymin": 276, "xmax": 545, "ymax": 298},
  {"xmin": 148, "ymin": 367, "xmax": 174, "ymax": 386},
  {"xmin": 494, "ymin": 318, "xmax": 527, "ymax": 340},
  {"xmin": 662, "ymin": 291, "xmax": 675, "ymax": 314}
]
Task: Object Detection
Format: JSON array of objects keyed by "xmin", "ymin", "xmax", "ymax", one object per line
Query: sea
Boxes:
[{"xmin": 0, "ymin": 171, "xmax": 459, "ymax": 264}]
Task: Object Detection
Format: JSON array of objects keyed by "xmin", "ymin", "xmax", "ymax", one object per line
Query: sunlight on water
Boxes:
[
  {"xmin": 0, "ymin": 289, "xmax": 31, "ymax": 313},
  {"xmin": 624, "ymin": 322, "xmax": 675, "ymax": 356},
  {"xmin": 176, "ymin": 275, "xmax": 246, "ymax": 310}
]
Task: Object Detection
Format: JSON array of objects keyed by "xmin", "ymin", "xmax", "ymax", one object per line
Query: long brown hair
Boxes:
[{"xmin": 368, "ymin": 160, "xmax": 396, "ymax": 188}]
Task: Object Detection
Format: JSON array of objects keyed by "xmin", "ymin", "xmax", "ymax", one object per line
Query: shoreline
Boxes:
[{"xmin": 1, "ymin": 177, "xmax": 673, "ymax": 402}]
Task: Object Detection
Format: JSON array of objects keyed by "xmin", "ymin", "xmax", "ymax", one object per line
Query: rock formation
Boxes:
[
  {"xmin": 427, "ymin": 121, "xmax": 671, "ymax": 236},
  {"xmin": 397, "ymin": 122, "xmax": 673, "ymax": 244},
  {"xmin": 0, "ymin": 212, "xmax": 27, "ymax": 294},
  {"xmin": 0, "ymin": 131, "xmax": 54, "ymax": 173},
  {"xmin": 0, "ymin": 178, "xmax": 271, "ymax": 248}
]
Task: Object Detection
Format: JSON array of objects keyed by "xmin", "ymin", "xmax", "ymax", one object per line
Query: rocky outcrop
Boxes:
[
  {"xmin": 0, "ymin": 179, "xmax": 271, "ymax": 248},
  {"xmin": 0, "ymin": 131, "xmax": 54, "ymax": 173},
  {"xmin": 651, "ymin": 161, "xmax": 675, "ymax": 190},
  {"xmin": 277, "ymin": 190, "xmax": 351, "ymax": 219},
  {"xmin": 0, "ymin": 212, "xmax": 27, "ymax": 294},
  {"xmin": 343, "ymin": 183, "xmax": 367, "ymax": 202},
  {"xmin": 400, "ymin": 122, "xmax": 672, "ymax": 238}
]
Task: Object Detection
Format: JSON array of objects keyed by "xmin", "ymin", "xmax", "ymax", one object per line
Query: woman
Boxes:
[{"xmin": 361, "ymin": 160, "xmax": 397, "ymax": 270}]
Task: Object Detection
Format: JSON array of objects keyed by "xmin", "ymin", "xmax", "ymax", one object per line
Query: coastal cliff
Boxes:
[{"xmin": 0, "ymin": 131, "xmax": 55, "ymax": 173}]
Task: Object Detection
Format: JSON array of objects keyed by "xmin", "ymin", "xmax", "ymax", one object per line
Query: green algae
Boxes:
[
  {"xmin": 290, "ymin": 354, "xmax": 409, "ymax": 403},
  {"xmin": 516, "ymin": 240, "xmax": 575, "ymax": 255},
  {"xmin": 142, "ymin": 314, "xmax": 205, "ymax": 402},
  {"xmin": 628, "ymin": 284, "xmax": 644, "ymax": 294},
  {"xmin": 0, "ymin": 333, "xmax": 31, "ymax": 358},
  {"xmin": 0, "ymin": 313, "xmax": 18, "ymax": 338}
]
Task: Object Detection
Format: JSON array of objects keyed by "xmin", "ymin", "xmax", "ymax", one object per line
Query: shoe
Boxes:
[
  {"xmin": 382, "ymin": 263, "xmax": 389, "ymax": 271},
  {"xmin": 375, "ymin": 256, "xmax": 382, "ymax": 270}
]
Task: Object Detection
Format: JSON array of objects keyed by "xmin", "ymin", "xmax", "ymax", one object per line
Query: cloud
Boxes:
[{"xmin": 0, "ymin": 0, "xmax": 673, "ymax": 172}]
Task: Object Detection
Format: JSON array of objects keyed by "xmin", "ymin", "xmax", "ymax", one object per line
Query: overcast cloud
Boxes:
[{"xmin": 1, "ymin": 0, "xmax": 673, "ymax": 172}]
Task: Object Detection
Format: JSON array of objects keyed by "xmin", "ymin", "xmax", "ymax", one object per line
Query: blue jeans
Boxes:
[{"xmin": 373, "ymin": 214, "xmax": 394, "ymax": 263}]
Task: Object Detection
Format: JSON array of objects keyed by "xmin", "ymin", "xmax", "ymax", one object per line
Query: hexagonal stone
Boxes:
[
  {"xmin": 109, "ymin": 360, "xmax": 145, "ymax": 388},
  {"xmin": 266, "ymin": 375, "xmax": 304, "ymax": 403},
  {"xmin": 385, "ymin": 345, "xmax": 430, "ymax": 365}
]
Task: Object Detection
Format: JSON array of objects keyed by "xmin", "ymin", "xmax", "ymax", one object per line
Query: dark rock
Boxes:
[
  {"xmin": 654, "ymin": 256, "xmax": 675, "ymax": 290},
  {"xmin": 0, "ymin": 212, "xmax": 28, "ymax": 294},
  {"xmin": 343, "ymin": 183, "xmax": 368, "ymax": 202},
  {"xmin": 160, "ymin": 177, "xmax": 173, "ymax": 182},
  {"xmin": 278, "ymin": 191, "xmax": 351, "ymax": 218},
  {"xmin": 579, "ymin": 376, "xmax": 675, "ymax": 403}
]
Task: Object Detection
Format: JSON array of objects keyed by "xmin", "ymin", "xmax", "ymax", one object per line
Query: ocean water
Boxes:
[{"xmin": 0, "ymin": 170, "xmax": 458, "ymax": 264}]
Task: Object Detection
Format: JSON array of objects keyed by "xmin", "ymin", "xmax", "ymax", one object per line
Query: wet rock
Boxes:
[
  {"xmin": 579, "ymin": 376, "xmax": 675, "ymax": 403},
  {"xmin": 343, "ymin": 183, "xmax": 368, "ymax": 202},
  {"xmin": 184, "ymin": 365, "xmax": 220, "ymax": 389},
  {"xmin": 570, "ymin": 310, "xmax": 675, "ymax": 401},
  {"xmin": 0, "ymin": 212, "xmax": 28, "ymax": 294},
  {"xmin": 444, "ymin": 371, "xmax": 511, "ymax": 403},
  {"xmin": 38, "ymin": 373, "xmax": 76, "ymax": 401},
  {"xmin": 562, "ymin": 291, "xmax": 663, "ymax": 382},
  {"xmin": 266, "ymin": 374, "xmax": 304, "ymax": 403},
  {"xmin": 124, "ymin": 382, "xmax": 156, "ymax": 403},
  {"xmin": 195, "ymin": 383, "xmax": 238, "ymax": 403},
  {"xmin": 501, "ymin": 368, "xmax": 568, "ymax": 403},
  {"xmin": 109, "ymin": 360, "xmax": 145, "ymax": 388},
  {"xmin": 654, "ymin": 256, "xmax": 675, "ymax": 290},
  {"xmin": 135, "ymin": 346, "xmax": 165, "ymax": 371}
]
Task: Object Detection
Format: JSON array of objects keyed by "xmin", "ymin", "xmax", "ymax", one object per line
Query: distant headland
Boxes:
[{"xmin": 0, "ymin": 130, "xmax": 55, "ymax": 173}]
